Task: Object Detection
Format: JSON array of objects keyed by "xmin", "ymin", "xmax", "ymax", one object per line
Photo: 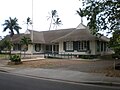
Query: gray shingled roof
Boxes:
[
  {"xmin": 3, "ymin": 34, "xmax": 30, "ymax": 43},
  {"xmin": 51, "ymin": 28, "xmax": 109, "ymax": 42},
  {"xmin": 3, "ymin": 24, "xmax": 109, "ymax": 44},
  {"xmin": 28, "ymin": 28, "xmax": 75, "ymax": 44}
]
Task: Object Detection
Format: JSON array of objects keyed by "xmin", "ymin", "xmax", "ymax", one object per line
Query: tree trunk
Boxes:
[
  {"xmin": 49, "ymin": 19, "xmax": 52, "ymax": 30},
  {"xmin": 9, "ymin": 37, "xmax": 12, "ymax": 57}
]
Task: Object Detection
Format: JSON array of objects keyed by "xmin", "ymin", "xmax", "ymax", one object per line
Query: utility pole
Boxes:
[{"xmin": 31, "ymin": 0, "xmax": 34, "ymax": 56}]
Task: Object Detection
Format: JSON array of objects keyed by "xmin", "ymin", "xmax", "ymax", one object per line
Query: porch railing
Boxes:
[{"xmin": 44, "ymin": 51, "xmax": 74, "ymax": 59}]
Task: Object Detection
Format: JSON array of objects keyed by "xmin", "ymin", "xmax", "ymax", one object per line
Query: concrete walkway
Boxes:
[{"xmin": 6, "ymin": 68, "xmax": 120, "ymax": 86}]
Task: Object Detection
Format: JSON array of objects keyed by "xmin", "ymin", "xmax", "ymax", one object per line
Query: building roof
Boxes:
[
  {"xmin": 3, "ymin": 23, "xmax": 109, "ymax": 44},
  {"xmin": 2, "ymin": 34, "xmax": 30, "ymax": 43},
  {"xmin": 51, "ymin": 23, "xmax": 109, "ymax": 42},
  {"xmin": 28, "ymin": 28, "xmax": 74, "ymax": 44}
]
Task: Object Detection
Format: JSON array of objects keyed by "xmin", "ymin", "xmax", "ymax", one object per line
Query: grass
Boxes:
[{"xmin": 0, "ymin": 54, "xmax": 11, "ymax": 59}]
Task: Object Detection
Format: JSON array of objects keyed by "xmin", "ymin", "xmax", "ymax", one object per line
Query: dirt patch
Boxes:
[
  {"xmin": 91, "ymin": 66, "xmax": 120, "ymax": 77},
  {"xmin": 7, "ymin": 59, "xmax": 120, "ymax": 77},
  {"xmin": 9, "ymin": 59, "xmax": 88, "ymax": 68}
]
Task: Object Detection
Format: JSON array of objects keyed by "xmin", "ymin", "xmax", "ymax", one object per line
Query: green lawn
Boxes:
[{"xmin": 0, "ymin": 54, "xmax": 9, "ymax": 59}]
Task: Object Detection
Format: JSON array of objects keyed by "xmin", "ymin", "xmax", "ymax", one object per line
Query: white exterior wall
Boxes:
[
  {"xmin": 58, "ymin": 41, "xmax": 112, "ymax": 55},
  {"xmin": 59, "ymin": 41, "xmax": 95, "ymax": 55},
  {"xmin": 31, "ymin": 44, "xmax": 45, "ymax": 54},
  {"xmin": 11, "ymin": 41, "xmax": 111, "ymax": 55},
  {"xmin": 26, "ymin": 44, "xmax": 33, "ymax": 54},
  {"xmin": 90, "ymin": 41, "xmax": 96, "ymax": 55},
  {"xmin": 11, "ymin": 44, "xmax": 32, "ymax": 54},
  {"xmin": 59, "ymin": 41, "xmax": 64, "ymax": 53}
]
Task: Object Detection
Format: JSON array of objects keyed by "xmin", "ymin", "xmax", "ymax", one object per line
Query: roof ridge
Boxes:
[
  {"xmin": 51, "ymin": 28, "xmax": 76, "ymax": 42},
  {"xmin": 28, "ymin": 28, "xmax": 75, "ymax": 33}
]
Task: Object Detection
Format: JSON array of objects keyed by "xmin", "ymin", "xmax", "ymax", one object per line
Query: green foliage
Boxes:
[
  {"xmin": 3, "ymin": 17, "xmax": 22, "ymax": 37},
  {"xmin": 26, "ymin": 17, "xmax": 32, "ymax": 25},
  {"xmin": 26, "ymin": 17, "xmax": 32, "ymax": 29},
  {"xmin": 0, "ymin": 41, "xmax": 3, "ymax": 53},
  {"xmin": 112, "ymin": 54, "xmax": 120, "ymax": 59},
  {"xmin": 9, "ymin": 54, "xmax": 21, "ymax": 62},
  {"xmin": 20, "ymin": 36, "xmax": 31, "ymax": 46},
  {"xmin": 79, "ymin": 55, "xmax": 98, "ymax": 59},
  {"xmin": 20, "ymin": 36, "xmax": 31, "ymax": 51},
  {"xmin": 109, "ymin": 30, "xmax": 120, "ymax": 54},
  {"xmin": 20, "ymin": 36, "xmax": 31, "ymax": 57},
  {"xmin": 78, "ymin": 0, "xmax": 120, "ymax": 35},
  {"xmin": 46, "ymin": 56, "xmax": 63, "ymax": 59},
  {"xmin": 1, "ymin": 40, "xmax": 13, "ymax": 51},
  {"xmin": 53, "ymin": 18, "xmax": 62, "ymax": 29},
  {"xmin": 47, "ymin": 10, "xmax": 62, "ymax": 30}
]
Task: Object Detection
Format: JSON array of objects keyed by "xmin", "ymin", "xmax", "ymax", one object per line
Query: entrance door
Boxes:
[{"xmin": 45, "ymin": 45, "xmax": 52, "ymax": 53}]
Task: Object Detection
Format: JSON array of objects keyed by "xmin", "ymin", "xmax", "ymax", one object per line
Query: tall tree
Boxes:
[
  {"xmin": 78, "ymin": 0, "xmax": 120, "ymax": 35},
  {"xmin": 76, "ymin": 8, "xmax": 84, "ymax": 23},
  {"xmin": 47, "ymin": 10, "xmax": 58, "ymax": 30},
  {"xmin": 26, "ymin": 17, "xmax": 32, "ymax": 30},
  {"xmin": 0, "ymin": 40, "xmax": 3, "ymax": 53},
  {"xmin": 20, "ymin": 36, "xmax": 31, "ymax": 57},
  {"xmin": 2, "ymin": 17, "xmax": 22, "ymax": 55},
  {"xmin": 109, "ymin": 30, "xmax": 120, "ymax": 55},
  {"xmin": 53, "ymin": 18, "xmax": 62, "ymax": 30},
  {"xmin": 3, "ymin": 17, "xmax": 22, "ymax": 37},
  {"xmin": 0, "ymin": 36, "xmax": 2, "ymax": 40}
]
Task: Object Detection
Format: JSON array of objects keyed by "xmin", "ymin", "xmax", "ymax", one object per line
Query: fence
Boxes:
[{"xmin": 44, "ymin": 51, "xmax": 74, "ymax": 59}]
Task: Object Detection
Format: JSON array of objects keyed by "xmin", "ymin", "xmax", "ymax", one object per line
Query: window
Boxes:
[
  {"xmin": 78, "ymin": 41, "xmax": 89, "ymax": 51},
  {"xmin": 66, "ymin": 41, "xmax": 73, "ymax": 51},
  {"xmin": 104, "ymin": 42, "xmax": 107, "ymax": 51},
  {"xmin": 46, "ymin": 45, "xmax": 52, "ymax": 53},
  {"xmin": 13, "ymin": 44, "xmax": 21, "ymax": 51},
  {"xmin": 101, "ymin": 42, "xmax": 104, "ymax": 51},
  {"xmin": 96, "ymin": 40, "xmax": 100, "ymax": 52},
  {"xmin": 64, "ymin": 41, "xmax": 89, "ymax": 51},
  {"xmin": 35, "ymin": 44, "xmax": 41, "ymax": 52}
]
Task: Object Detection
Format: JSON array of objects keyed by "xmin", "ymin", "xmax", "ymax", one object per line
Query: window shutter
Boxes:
[
  {"xmin": 63, "ymin": 42, "xmax": 66, "ymax": 51},
  {"xmin": 73, "ymin": 41, "xmax": 78, "ymax": 50},
  {"xmin": 87, "ymin": 41, "xmax": 90, "ymax": 50}
]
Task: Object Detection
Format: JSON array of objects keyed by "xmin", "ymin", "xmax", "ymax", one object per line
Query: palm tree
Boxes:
[
  {"xmin": 53, "ymin": 18, "xmax": 62, "ymax": 30},
  {"xmin": 47, "ymin": 10, "xmax": 58, "ymax": 30},
  {"xmin": 2, "ymin": 17, "xmax": 22, "ymax": 56},
  {"xmin": 76, "ymin": 8, "xmax": 84, "ymax": 24},
  {"xmin": 20, "ymin": 36, "xmax": 32, "ymax": 57},
  {"xmin": 3, "ymin": 17, "xmax": 22, "ymax": 37},
  {"xmin": 0, "ymin": 36, "xmax": 2, "ymax": 40},
  {"xmin": 26, "ymin": 17, "xmax": 32, "ymax": 30}
]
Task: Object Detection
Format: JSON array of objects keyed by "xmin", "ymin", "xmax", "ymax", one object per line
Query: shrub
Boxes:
[
  {"xmin": 79, "ymin": 55, "xmax": 98, "ymax": 59},
  {"xmin": 9, "ymin": 54, "xmax": 21, "ymax": 62},
  {"xmin": 112, "ymin": 54, "xmax": 120, "ymax": 59}
]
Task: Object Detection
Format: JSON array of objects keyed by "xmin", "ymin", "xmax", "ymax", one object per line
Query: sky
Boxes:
[{"xmin": 0, "ymin": 0, "xmax": 87, "ymax": 38}]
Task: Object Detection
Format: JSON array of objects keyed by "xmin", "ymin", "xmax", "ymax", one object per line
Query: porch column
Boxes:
[
  {"xmin": 52, "ymin": 44, "xmax": 54, "ymax": 53},
  {"xmin": 30, "ymin": 44, "xmax": 34, "ymax": 55}
]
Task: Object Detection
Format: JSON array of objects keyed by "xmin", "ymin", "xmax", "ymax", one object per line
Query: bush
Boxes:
[
  {"xmin": 46, "ymin": 56, "xmax": 63, "ymax": 59},
  {"xmin": 79, "ymin": 55, "xmax": 98, "ymax": 59},
  {"xmin": 112, "ymin": 54, "xmax": 120, "ymax": 59},
  {"xmin": 9, "ymin": 54, "xmax": 21, "ymax": 62},
  {"xmin": 115, "ymin": 63, "xmax": 120, "ymax": 70}
]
